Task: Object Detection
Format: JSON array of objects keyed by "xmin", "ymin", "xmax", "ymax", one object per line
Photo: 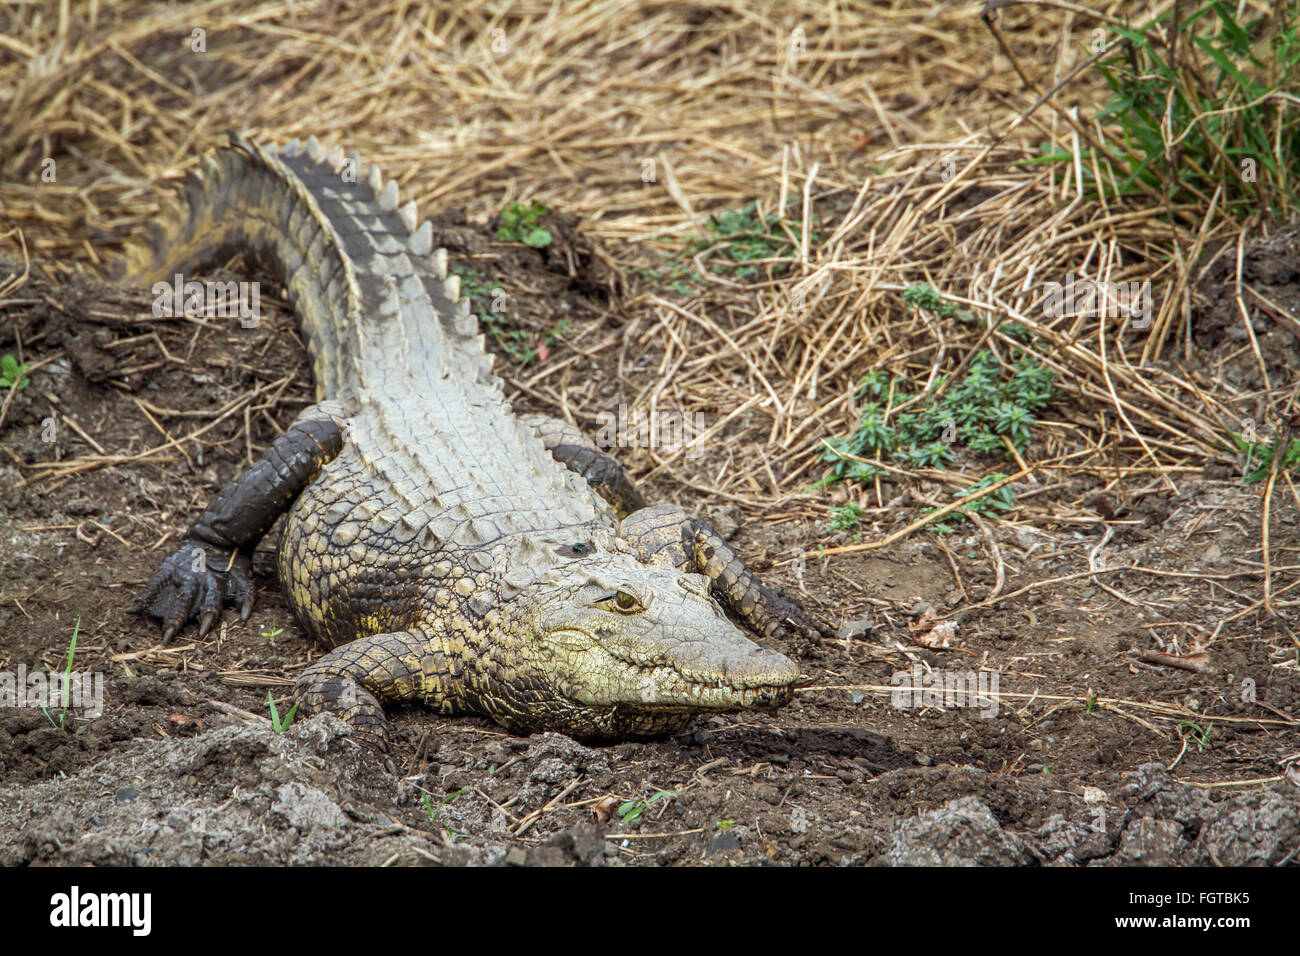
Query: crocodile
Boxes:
[{"xmin": 123, "ymin": 133, "xmax": 832, "ymax": 751}]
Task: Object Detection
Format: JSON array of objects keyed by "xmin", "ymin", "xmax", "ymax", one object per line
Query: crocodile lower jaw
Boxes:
[{"xmin": 547, "ymin": 632, "xmax": 797, "ymax": 711}]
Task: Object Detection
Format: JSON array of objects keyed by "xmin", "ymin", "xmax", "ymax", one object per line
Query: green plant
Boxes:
[
  {"xmin": 0, "ymin": 353, "xmax": 29, "ymax": 390},
  {"xmin": 1230, "ymin": 429, "xmax": 1300, "ymax": 483},
  {"xmin": 450, "ymin": 264, "xmax": 569, "ymax": 366},
  {"xmin": 497, "ymin": 201, "xmax": 552, "ymax": 248},
  {"xmin": 1034, "ymin": 3, "xmax": 1300, "ymax": 219},
  {"xmin": 618, "ymin": 789, "xmax": 679, "ymax": 824},
  {"xmin": 1179, "ymin": 719, "xmax": 1215, "ymax": 751},
  {"xmin": 261, "ymin": 626, "xmax": 284, "ymax": 640},
  {"xmin": 647, "ymin": 200, "xmax": 817, "ymax": 289},
  {"xmin": 902, "ymin": 283, "xmax": 955, "ymax": 316},
  {"xmin": 40, "ymin": 618, "xmax": 80, "ymax": 731},
  {"xmin": 716, "ymin": 819, "xmax": 735, "ymax": 834},
  {"xmin": 267, "ymin": 690, "xmax": 299, "ymax": 733},
  {"xmin": 926, "ymin": 472, "xmax": 1020, "ymax": 535},
  {"xmin": 821, "ymin": 345, "xmax": 1055, "ymax": 492},
  {"xmin": 826, "ymin": 502, "xmax": 866, "ymax": 535},
  {"xmin": 424, "ymin": 787, "xmax": 468, "ymax": 827}
]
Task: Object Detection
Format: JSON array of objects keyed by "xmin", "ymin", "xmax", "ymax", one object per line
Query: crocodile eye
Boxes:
[{"xmin": 599, "ymin": 590, "xmax": 644, "ymax": 614}]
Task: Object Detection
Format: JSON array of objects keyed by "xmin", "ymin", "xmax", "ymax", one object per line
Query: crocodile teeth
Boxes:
[
  {"xmin": 346, "ymin": 148, "xmax": 363, "ymax": 181},
  {"xmin": 379, "ymin": 180, "xmax": 399, "ymax": 211},
  {"xmin": 411, "ymin": 221, "xmax": 433, "ymax": 256},
  {"xmin": 367, "ymin": 165, "xmax": 383, "ymax": 195},
  {"xmin": 325, "ymin": 145, "xmax": 345, "ymax": 170},
  {"xmin": 398, "ymin": 200, "xmax": 418, "ymax": 232},
  {"xmin": 443, "ymin": 274, "xmax": 460, "ymax": 301},
  {"xmin": 305, "ymin": 136, "xmax": 324, "ymax": 161},
  {"xmin": 431, "ymin": 247, "xmax": 448, "ymax": 279},
  {"xmin": 281, "ymin": 138, "xmax": 301, "ymax": 157}
]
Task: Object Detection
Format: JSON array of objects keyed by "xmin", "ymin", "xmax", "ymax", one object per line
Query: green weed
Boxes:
[
  {"xmin": 0, "ymin": 353, "xmax": 29, "ymax": 391},
  {"xmin": 451, "ymin": 263, "xmax": 570, "ymax": 366},
  {"xmin": 1179, "ymin": 719, "xmax": 1215, "ymax": 752},
  {"xmin": 640, "ymin": 200, "xmax": 816, "ymax": 289},
  {"xmin": 618, "ymin": 789, "xmax": 679, "ymax": 824},
  {"xmin": 1034, "ymin": 2, "xmax": 1300, "ymax": 220},
  {"xmin": 1230, "ymin": 429, "xmax": 1300, "ymax": 483},
  {"xmin": 821, "ymin": 322, "xmax": 1055, "ymax": 493},
  {"xmin": 40, "ymin": 618, "xmax": 80, "ymax": 731},
  {"xmin": 497, "ymin": 201, "xmax": 552, "ymax": 248},
  {"xmin": 267, "ymin": 691, "xmax": 299, "ymax": 733}
]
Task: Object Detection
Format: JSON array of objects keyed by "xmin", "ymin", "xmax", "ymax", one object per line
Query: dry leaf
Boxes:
[
  {"xmin": 914, "ymin": 620, "xmax": 958, "ymax": 648},
  {"xmin": 591, "ymin": 794, "xmax": 619, "ymax": 824}
]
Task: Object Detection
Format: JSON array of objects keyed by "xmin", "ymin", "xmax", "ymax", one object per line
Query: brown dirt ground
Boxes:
[{"xmin": 1, "ymin": 215, "xmax": 1297, "ymax": 865}]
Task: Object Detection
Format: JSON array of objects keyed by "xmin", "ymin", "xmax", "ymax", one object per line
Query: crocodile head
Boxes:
[{"xmin": 498, "ymin": 553, "xmax": 800, "ymax": 741}]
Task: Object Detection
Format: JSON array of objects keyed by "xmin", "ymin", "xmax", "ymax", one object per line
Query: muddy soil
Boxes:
[{"xmin": 0, "ymin": 221, "xmax": 1297, "ymax": 866}]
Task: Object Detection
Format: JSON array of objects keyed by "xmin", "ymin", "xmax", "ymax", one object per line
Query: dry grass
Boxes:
[{"xmin": 0, "ymin": 0, "xmax": 1294, "ymax": 532}]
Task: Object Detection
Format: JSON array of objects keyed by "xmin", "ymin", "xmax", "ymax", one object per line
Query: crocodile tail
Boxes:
[{"xmin": 111, "ymin": 132, "xmax": 473, "ymax": 406}]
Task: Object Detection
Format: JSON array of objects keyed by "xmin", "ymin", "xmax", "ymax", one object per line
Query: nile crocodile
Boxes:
[{"xmin": 124, "ymin": 133, "xmax": 832, "ymax": 751}]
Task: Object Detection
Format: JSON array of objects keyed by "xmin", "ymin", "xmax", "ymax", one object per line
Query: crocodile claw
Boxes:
[
  {"xmin": 135, "ymin": 540, "xmax": 253, "ymax": 641},
  {"xmin": 768, "ymin": 587, "xmax": 837, "ymax": 643}
]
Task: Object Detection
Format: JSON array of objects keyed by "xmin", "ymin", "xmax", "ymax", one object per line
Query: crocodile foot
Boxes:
[
  {"xmin": 134, "ymin": 540, "xmax": 253, "ymax": 641},
  {"xmin": 758, "ymin": 582, "xmax": 837, "ymax": 643},
  {"xmin": 621, "ymin": 505, "xmax": 836, "ymax": 644}
]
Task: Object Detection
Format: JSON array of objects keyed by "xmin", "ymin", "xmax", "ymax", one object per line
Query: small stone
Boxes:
[
  {"xmin": 849, "ymin": 691, "xmax": 865, "ymax": 705},
  {"xmin": 114, "ymin": 788, "xmax": 137, "ymax": 804},
  {"xmin": 915, "ymin": 754, "xmax": 934, "ymax": 767},
  {"xmin": 504, "ymin": 846, "xmax": 527, "ymax": 866}
]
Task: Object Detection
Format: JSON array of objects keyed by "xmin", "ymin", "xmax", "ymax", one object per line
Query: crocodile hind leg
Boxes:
[
  {"xmin": 295, "ymin": 628, "xmax": 453, "ymax": 753},
  {"xmin": 519, "ymin": 413, "xmax": 647, "ymax": 518},
  {"xmin": 135, "ymin": 402, "xmax": 347, "ymax": 640},
  {"xmin": 620, "ymin": 505, "xmax": 834, "ymax": 642}
]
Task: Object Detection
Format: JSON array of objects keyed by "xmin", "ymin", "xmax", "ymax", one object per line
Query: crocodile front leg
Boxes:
[
  {"xmin": 621, "ymin": 505, "xmax": 834, "ymax": 642},
  {"xmin": 295, "ymin": 628, "xmax": 454, "ymax": 753},
  {"xmin": 136, "ymin": 404, "xmax": 346, "ymax": 640}
]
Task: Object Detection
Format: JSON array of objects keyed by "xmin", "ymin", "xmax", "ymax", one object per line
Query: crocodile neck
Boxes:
[{"xmin": 117, "ymin": 133, "xmax": 606, "ymax": 533}]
